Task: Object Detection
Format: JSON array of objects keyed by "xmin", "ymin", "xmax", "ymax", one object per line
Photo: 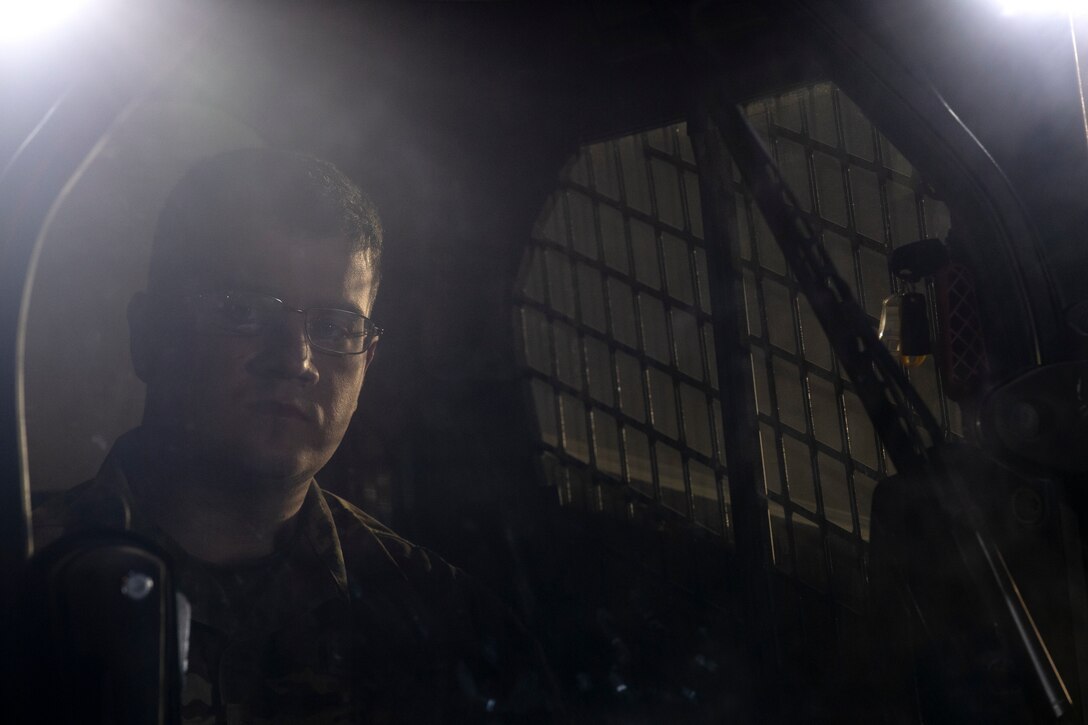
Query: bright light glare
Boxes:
[
  {"xmin": 0, "ymin": 0, "xmax": 91, "ymax": 44},
  {"xmin": 998, "ymin": 0, "xmax": 1088, "ymax": 15}
]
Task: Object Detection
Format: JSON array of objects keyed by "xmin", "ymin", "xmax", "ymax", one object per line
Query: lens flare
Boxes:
[
  {"xmin": 0, "ymin": 0, "xmax": 91, "ymax": 44},
  {"xmin": 997, "ymin": 0, "xmax": 1088, "ymax": 16}
]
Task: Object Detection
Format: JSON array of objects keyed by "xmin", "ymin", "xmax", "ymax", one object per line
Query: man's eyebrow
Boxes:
[{"xmin": 314, "ymin": 299, "xmax": 365, "ymax": 316}]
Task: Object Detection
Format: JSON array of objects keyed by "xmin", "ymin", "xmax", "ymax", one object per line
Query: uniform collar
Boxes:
[
  {"xmin": 46, "ymin": 428, "xmax": 410, "ymax": 636},
  {"xmin": 89, "ymin": 431, "xmax": 355, "ymax": 635}
]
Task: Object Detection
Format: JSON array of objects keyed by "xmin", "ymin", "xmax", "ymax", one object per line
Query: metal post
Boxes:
[{"xmin": 687, "ymin": 111, "xmax": 782, "ymax": 717}]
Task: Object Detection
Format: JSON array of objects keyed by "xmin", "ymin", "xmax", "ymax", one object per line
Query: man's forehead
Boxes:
[
  {"xmin": 191, "ymin": 229, "xmax": 359, "ymax": 269},
  {"xmin": 181, "ymin": 232, "xmax": 377, "ymax": 302}
]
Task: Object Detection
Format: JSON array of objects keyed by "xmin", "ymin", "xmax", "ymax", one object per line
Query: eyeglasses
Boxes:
[{"xmin": 183, "ymin": 291, "xmax": 382, "ymax": 355}]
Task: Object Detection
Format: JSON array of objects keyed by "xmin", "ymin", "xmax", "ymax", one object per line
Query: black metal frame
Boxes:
[
  {"xmin": 511, "ymin": 0, "xmax": 1075, "ymax": 705},
  {"xmin": 515, "ymin": 126, "xmax": 731, "ymax": 537},
  {"xmin": 732, "ymin": 84, "xmax": 960, "ymax": 599},
  {"xmin": 515, "ymin": 80, "xmax": 963, "ymax": 601}
]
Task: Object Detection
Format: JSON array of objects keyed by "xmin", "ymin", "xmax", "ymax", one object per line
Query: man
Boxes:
[{"xmin": 34, "ymin": 148, "xmax": 555, "ymax": 724}]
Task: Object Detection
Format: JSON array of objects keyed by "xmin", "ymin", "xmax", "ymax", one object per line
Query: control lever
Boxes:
[{"xmin": 16, "ymin": 532, "xmax": 185, "ymax": 725}]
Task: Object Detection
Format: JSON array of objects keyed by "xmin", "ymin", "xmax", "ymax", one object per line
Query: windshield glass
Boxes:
[{"xmin": 9, "ymin": 1, "xmax": 1088, "ymax": 723}]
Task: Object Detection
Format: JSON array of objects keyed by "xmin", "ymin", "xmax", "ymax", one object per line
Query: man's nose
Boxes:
[{"xmin": 248, "ymin": 311, "xmax": 319, "ymax": 384}]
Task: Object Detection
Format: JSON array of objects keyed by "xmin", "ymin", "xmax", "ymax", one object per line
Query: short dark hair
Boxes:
[{"xmin": 148, "ymin": 148, "xmax": 382, "ymax": 292}]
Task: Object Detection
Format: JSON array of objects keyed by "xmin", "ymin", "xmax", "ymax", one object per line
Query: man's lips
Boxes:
[{"xmin": 245, "ymin": 400, "xmax": 313, "ymax": 421}]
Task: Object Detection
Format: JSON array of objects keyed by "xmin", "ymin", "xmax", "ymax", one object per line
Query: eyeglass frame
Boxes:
[{"xmin": 175, "ymin": 290, "xmax": 383, "ymax": 356}]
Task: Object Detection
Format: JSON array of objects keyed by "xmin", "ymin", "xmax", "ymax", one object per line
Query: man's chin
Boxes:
[
  {"xmin": 206, "ymin": 441, "xmax": 323, "ymax": 486},
  {"xmin": 235, "ymin": 453, "xmax": 318, "ymax": 484},
  {"xmin": 143, "ymin": 424, "xmax": 325, "ymax": 484}
]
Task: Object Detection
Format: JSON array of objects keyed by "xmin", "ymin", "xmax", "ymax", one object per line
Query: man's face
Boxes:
[{"xmin": 136, "ymin": 229, "xmax": 378, "ymax": 484}]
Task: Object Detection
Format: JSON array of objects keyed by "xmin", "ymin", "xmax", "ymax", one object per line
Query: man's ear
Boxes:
[
  {"xmin": 127, "ymin": 292, "xmax": 156, "ymax": 383},
  {"xmin": 357, "ymin": 338, "xmax": 379, "ymax": 394},
  {"xmin": 363, "ymin": 338, "xmax": 379, "ymax": 369}
]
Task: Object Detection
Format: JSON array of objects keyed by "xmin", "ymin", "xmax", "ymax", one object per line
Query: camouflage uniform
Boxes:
[{"xmin": 34, "ymin": 431, "xmax": 557, "ymax": 724}]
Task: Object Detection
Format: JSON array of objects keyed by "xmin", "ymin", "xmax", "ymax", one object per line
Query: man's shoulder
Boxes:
[
  {"xmin": 319, "ymin": 488, "xmax": 460, "ymax": 588},
  {"xmin": 32, "ymin": 477, "xmax": 130, "ymax": 549},
  {"xmin": 320, "ymin": 489, "xmax": 396, "ymax": 538}
]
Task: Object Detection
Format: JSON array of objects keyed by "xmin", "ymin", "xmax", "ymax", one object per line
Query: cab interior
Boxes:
[{"xmin": 3, "ymin": 0, "xmax": 1088, "ymax": 722}]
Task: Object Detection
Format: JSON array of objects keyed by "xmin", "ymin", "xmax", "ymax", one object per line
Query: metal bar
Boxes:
[
  {"xmin": 640, "ymin": 132, "xmax": 669, "ymax": 507},
  {"xmin": 802, "ymin": 85, "xmax": 870, "ymax": 547},
  {"xmin": 609, "ymin": 140, "xmax": 635, "ymax": 494},
  {"xmin": 534, "ymin": 216, "xmax": 569, "ymax": 496},
  {"xmin": 675, "ymin": 136, "xmax": 732, "ymax": 532},
  {"xmin": 576, "ymin": 144, "xmax": 605, "ymax": 479},
  {"xmin": 792, "ymin": 94, "xmax": 839, "ymax": 592},
  {"xmin": 687, "ymin": 111, "xmax": 783, "ymax": 701}
]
